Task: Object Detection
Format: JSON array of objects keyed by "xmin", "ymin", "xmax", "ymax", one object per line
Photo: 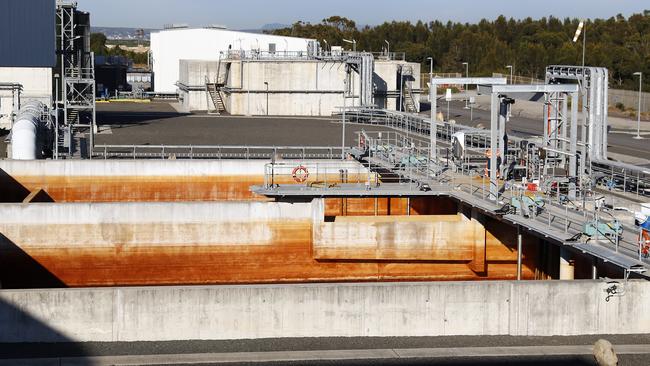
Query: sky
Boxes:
[{"xmin": 78, "ymin": 0, "xmax": 649, "ymax": 29}]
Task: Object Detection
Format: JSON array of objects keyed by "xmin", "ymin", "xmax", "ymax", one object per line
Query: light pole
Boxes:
[
  {"xmin": 506, "ymin": 65, "xmax": 514, "ymax": 84},
  {"xmin": 385, "ymin": 40, "xmax": 390, "ymax": 58},
  {"xmin": 342, "ymin": 77, "xmax": 347, "ymax": 160},
  {"xmin": 462, "ymin": 62, "xmax": 469, "ymax": 109},
  {"xmin": 264, "ymin": 82, "xmax": 269, "ymax": 116},
  {"xmin": 633, "ymin": 72, "xmax": 643, "ymax": 139},
  {"xmin": 427, "ymin": 57, "xmax": 433, "ymax": 101},
  {"xmin": 427, "ymin": 57, "xmax": 435, "ymax": 161},
  {"xmin": 573, "ymin": 20, "xmax": 586, "ymax": 68}
]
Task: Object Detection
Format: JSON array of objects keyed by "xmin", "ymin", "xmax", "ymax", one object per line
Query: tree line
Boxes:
[
  {"xmin": 271, "ymin": 13, "xmax": 650, "ymax": 92},
  {"xmin": 90, "ymin": 33, "xmax": 149, "ymax": 65}
]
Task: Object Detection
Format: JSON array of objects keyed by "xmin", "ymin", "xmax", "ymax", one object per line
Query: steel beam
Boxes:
[
  {"xmin": 429, "ymin": 77, "xmax": 507, "ymax": 86},
  {"xmin": 487, "ymin": 84, "xmax": 579, "ymax": 94}
]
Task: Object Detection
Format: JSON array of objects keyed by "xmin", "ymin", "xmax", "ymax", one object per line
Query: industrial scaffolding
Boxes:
[{"xmin": 55, "ymin": 0, "xmax": 96, "ymax": 159}]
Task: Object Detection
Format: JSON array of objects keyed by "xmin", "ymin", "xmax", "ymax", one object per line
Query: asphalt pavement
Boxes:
[{"xmin": 423, "ymin": 100, "xmax": 650, "ymax": 162}]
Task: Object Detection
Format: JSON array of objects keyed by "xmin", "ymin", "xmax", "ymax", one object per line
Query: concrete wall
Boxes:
[
  {"xmin": 0, "ymin": 67, "xmax": 52, "ymax": 129},
  {"xmin": 0, "ymin": 200, "xmax": 319, "ymax": 287},
  {"xmin": 0, "ymin": 159, "xmax": 366, "ymax": 202},
  {"xmin": 179, "ymin": 58, "xmax": 421, "ymax": 115},
  {"xmin": 1, "ymin": 280, "xmax": 648, "ymax": 343},
  {"xmin": 0, "ymin": 197, "xmax": 534, "ymax": 288},
  {"xmin": 151, "ymin": 28, "xmax": 313, "ymax": 93},
  {"xmin": 314, "ymin": 215, "xmax": 482, "ymax": 261},
  {"xmin": 374, "ymin": 61, "xmax": 421, "ymax": 111}
]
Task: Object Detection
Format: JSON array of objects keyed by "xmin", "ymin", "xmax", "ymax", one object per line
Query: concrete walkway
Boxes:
[{"xmin": 2, "ymin": 345, "xmax": 650, "ymax": 366}]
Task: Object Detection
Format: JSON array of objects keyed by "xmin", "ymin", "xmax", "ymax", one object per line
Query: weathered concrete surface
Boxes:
[
  {"xmin": 315, "ymin": 215, "xmax": 482, "ymax": 261},
  {"xmin": 0, "ymin": 160, "xmax": 365, "ymax": 203},
  {"xmin": 0, "ymin": 198, "xmax": 535, "ymax": 288},
  {"xmin": 0, "ymin": 281, "xmax": 648, "ymax": 343}
]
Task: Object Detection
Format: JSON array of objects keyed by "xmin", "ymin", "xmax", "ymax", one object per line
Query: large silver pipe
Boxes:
[{"xmin": 11, "ymin": 101, "xmax": 47, "ymax": 160}]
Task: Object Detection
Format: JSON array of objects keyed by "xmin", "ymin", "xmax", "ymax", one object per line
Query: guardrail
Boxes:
[
  {"xmin": 262, "ymin": 161, "xmax": 377, "ymax": 189},
  {"xmin": 93, "ymin": 145, "xmax": 346, "ymax": 160}
]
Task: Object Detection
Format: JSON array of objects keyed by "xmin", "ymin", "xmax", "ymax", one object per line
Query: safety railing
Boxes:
[
  {"xmin": 262, "ymin": 161, "xmax": 378, "ymax": 189},
  {"xmin": 93, "ymin": 145, "xmax": 345, "ymax": 160},
  {"xmin": 441, "ymin": 169, "xmax": 646, "ymax": 264}
]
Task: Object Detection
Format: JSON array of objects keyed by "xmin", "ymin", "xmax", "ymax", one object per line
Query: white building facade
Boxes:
[
  {"xmin": 177, "ymin": 57, "xmax": 421, "ymax": 117},
  {"xmin": 150, "ymin": 27, "xmax": 315, "ymax": 93}
]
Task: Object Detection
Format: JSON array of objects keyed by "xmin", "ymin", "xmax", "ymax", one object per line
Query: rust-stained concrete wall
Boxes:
[
  {"xmin": 1, "ymin": 280, "xmax": 649, "ymax": 343},
  {"xmin": 0, "ymin": 199, "xmax": 535, "ymax": 288},
  {"xmin": 0, "ymin": 160, "xmax": 367, "ymax": 202},
  {"xmin": 315, "ymin": 215, "xmax": 482, "ymax": 261},
  {"xmin": 0, "ymin": 160, "xmax": 539, "ymax": 286}
]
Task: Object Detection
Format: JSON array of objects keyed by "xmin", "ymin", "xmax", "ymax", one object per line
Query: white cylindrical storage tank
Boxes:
[{"xmin": 11, "ymin": 101, "xmax": 44, "ymax": 160}]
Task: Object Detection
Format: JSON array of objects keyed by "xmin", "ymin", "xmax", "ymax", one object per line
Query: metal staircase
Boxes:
[
  {"xmin": 205, "ymin": 59, "xmax": 228, "ymax": 115},
  {"xmin": 403, "ymin": 81, "xmax": 418, "ymax": 113},
  {"xmin": 400, "ymin": 65, "xmax": 418, "ymax": 113}
]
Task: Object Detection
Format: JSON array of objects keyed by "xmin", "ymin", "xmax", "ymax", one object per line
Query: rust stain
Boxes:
[
  {"xmin": 0, "ymin": 218, "xmax": 538, "ymax": 288},
  {"xmin": 0, "ymin": 173, "xmax": 545, "ymax": 288}
]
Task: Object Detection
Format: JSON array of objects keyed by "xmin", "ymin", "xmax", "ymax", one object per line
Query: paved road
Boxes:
[
  {"xmin": 2, "ymin": 335, "xmax": 650, "ymax": 360},
  {"xmin": 424, "ymin": 100, "xmax": 650, "ymax": 162},
  {"xmin": 2, "ymin": 346, "xmax": 649, "ymax": 365}
]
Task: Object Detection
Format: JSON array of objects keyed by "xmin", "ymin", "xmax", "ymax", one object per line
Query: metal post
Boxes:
[
  {"xmin": 54, "ymin": 75, "xmax": 59, "ymax": 160},
  {"xmin": 264, "ymin": 82, "xmax": 269, "ymax": 116},
  {"xmin": 582, "ymin": 23, "xmax": 587, "ymax": 69},
  {"xmin": 463, "ymin": 62, "xmax": 469, "ymax": 109},
  {"xmin": 592, "ymin": 257, "xmax": 598, "ymax": 280},
  {"xmin": 342, "ymin": 87, "xmax": 347, "ymax": 160},
  {"xmin": 569, "ymin": 92, "xmax": 579, "ymax": 200},
  {"xmin": 430, "ymin": 74, "xmax": 437, "ymax": 163},
  {"xmin": 517, "ymin": 228, "xmax": 523, "ymax": 281},
  {"xmin": 634, "ymin": 72, "xmax": 643, "ymax": 140},
  {"xmin": 489, "ymin": 92, "xmax": 499, "ymax": 201},
  {"xmin": 399, "ymin": 68, "xmax": 404, "ymax": 112}
]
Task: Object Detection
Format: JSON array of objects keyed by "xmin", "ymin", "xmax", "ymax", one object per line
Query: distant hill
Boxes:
[
  {"xmin": 92, "ymin": 24, "xmax": 290, "ymax": 38},
  {"xmin": 91, "ymin": 27, "xmax": 158, "ymax": 40},
  {"xmin": 261, "ymin": 23, "xmax": 289, "ymax": 31}
]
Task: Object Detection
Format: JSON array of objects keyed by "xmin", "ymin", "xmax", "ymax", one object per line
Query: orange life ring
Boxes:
[{"xmin": 292, "ymin": 166, "xmax": 309, "ymax": 183}]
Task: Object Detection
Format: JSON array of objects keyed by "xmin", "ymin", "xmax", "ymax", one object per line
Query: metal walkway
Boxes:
[{"xmin": 252, "ymin": 96, "xmax": 650, "ymax": 275}]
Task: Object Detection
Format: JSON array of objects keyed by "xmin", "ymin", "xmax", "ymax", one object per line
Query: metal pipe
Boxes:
[
  {"xmin": 11, "ymin": 101, "xmax": 47, "ymax": 160},
  {"xmin": 517, "ymin": 227, "xmax": 523, "ymax": 281}
]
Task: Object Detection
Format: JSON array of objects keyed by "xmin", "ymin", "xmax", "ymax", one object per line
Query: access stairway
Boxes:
[
  {"xmin": 205, "ymin": 59, "xmax": 228, "ymax": 115},
  {"xmin": 206, "ymin": 79, "xmax": 226, "ymax": 115},
  {"xmin": 401, "ymin": 66, "xmax": 418, "ymax": 113}
]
